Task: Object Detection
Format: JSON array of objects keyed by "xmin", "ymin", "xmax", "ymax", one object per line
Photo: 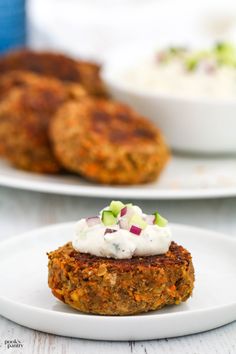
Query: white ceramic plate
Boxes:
[
  {"xmin": 0, "ymin": 222, "xmax": 235, "ymax": 341},
  {"xmin": 1, "ymin": 156, "xmax": 236, "ymax": 199}
]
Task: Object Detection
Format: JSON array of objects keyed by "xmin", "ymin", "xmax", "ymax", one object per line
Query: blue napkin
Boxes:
[{"xmin": 0, "ymin": 0, "xmax": 26, "ymax": 53}]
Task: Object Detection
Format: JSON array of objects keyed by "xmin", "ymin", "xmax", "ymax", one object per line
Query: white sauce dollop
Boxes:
[{"xmin": 72, "ymin": 207, "xmax": 172, "ymax": 259}]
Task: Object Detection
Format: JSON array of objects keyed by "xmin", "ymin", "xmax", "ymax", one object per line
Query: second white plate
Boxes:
[
  {"xmin": 1, "ymin": 156, "xmax": 236, "ymax": 199},
  {"xmin": 0, "ymin": 222, "xmax": 235, "ymax": 340}
]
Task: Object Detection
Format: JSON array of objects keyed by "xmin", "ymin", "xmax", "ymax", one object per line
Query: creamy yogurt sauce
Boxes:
[
  {"xmin": 72, "ymin": 203, "xmax": 172, "ymax": 259},
  {"xmin": 120, "ymin": 43, "xmax": 236, "ymax": 99}
]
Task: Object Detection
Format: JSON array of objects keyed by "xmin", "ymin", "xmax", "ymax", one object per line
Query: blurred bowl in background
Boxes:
[
  {"xmin": 102, "ymin": 42, "xmax": 236, "ymax": 155},
  {"xmin": 28, "ymin": 0, "xmax": 236, "ymax": 61}
]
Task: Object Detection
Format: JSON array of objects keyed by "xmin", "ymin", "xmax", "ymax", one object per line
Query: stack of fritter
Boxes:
[
  {"xmin": 0, "ymin": 49, "xmax": 170, "ymax": 184},
  {"xmin": 0, "ymin": 50, "xmax": 107, "ymax": 97}
]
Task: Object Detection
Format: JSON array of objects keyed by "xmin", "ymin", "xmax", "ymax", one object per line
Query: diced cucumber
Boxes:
[
  {"xmin": 129, "ymin": 214, "xmax": 147, "ymax": 229},
  {"xmin": 214, "ymin": 42, "xmax": 236, "ymax": 67},
  {"xmin": 168, "ymin": 47, "xmax": 187, "ymax": 56},
  {"xmin": 153, "ymin": 212, "xmax": 168, "ymax": 227},
  {"xmin": 109, "ymin": 201, "xmax": 125, "ymax": 217},
  {"xmin": 215, "ymin": 42, "xmax": 235, "ymax": 55},
  {"xmin": 102, "ymin": 210, "xmax": 117, "ymax": 226},
  {"xmin": 185, "ymin": 57, "xmax": 198, "ymax": 71}
]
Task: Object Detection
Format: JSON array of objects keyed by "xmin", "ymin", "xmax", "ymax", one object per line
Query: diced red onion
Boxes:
[
  {"xmin": 156, "ymin": 52, "xmax": 166, "ymax": 63},
  {"xmin": 205, "ymin": 63, "xmax": 216, "ymax": 74},
  {"xmin": 86, "ymin": 216, "xmax": 101, "ymax": 227},
  {"xmin": 145, "ymin": 215, "xmax": 155, "ymax": 225},
  {"xmin": 126, "ymin": 207, "xmax": 135, "ymax": 218},
  {"xmin": 198, "ymin": 59, "xmax": 216, "ymax": 75},
  {"xmin": 120, "ymin": 206, "xmax": 127, "ymax": 217},
  {"xmin": 119, "ymin": 206, "xmax": 135, "ymax": 230},
  {"xmin": 129, "ymin": 225, "xmax": 142, "ymax": 236},
  {"xmin": 119, "ymin": 218, "xmax": 128, "ymax": 230},
  {"xmin": 104, "ymin": 228, "xmax": 117, "ymax": 235}
]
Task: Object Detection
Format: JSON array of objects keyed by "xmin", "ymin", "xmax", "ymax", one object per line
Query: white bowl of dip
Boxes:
[{"xmin": 102, "ymin": 42, "xmax": 236, "ymax": 154}]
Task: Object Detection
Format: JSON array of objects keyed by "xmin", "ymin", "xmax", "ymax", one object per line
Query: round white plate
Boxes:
[
  {"xmin": 0, "ymin": 222, "xmax": 235, "ymax": 341},
  {"xmin": 1, "ymin": 156, "xmax": 236, "ymax": 199}
]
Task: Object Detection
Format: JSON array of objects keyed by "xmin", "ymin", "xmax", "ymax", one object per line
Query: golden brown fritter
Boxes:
[
  {"xmin": 0, "ymin": 49, "xmax": 107, "ymax": 97},
  {"xmin": 48, "ymin": 241, "xmax": 194, "ymax": 315},
  {"xmin": 0, "ymin": 70, "xmax": 87, "ymax": 102},
  {"xmin": 0, "ymin": 70, "xmax": 46, "ymax": 101},
  {"xmin": 0, "ymin": 77, "xmax": 86, "ymax": 172},
  {"xmin": 76, "ymin": 61, "xmax": 107, "ymax": 97},
  {"xmin": 50, "ymin": 99, "xmax": 170, "ymax": 184},
  {"xmin": 0, "ymin": 71, "xmax": 44, "ymax": 155}
]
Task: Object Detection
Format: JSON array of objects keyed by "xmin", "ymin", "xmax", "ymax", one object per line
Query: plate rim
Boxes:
[
  {"xmin": 0, "ymin": 221, "xmax": 235, "ymax": 320},
  {"xmin": 0, "ymin": 222, "xmax": 235, "ymax": 339},
  {"xmin": 1, "ymin": 173, "xmax": 236, "ymax": 200}
]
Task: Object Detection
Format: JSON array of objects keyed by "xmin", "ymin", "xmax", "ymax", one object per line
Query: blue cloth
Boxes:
[{"xmin": 0, "ymin": 0, "xmax": 26, "ymax": 53}]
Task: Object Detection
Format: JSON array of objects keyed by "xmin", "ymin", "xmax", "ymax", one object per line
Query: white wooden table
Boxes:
[{"xmin": 0, "ymin": 186, "xmax": 235, "ymax": 354}]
